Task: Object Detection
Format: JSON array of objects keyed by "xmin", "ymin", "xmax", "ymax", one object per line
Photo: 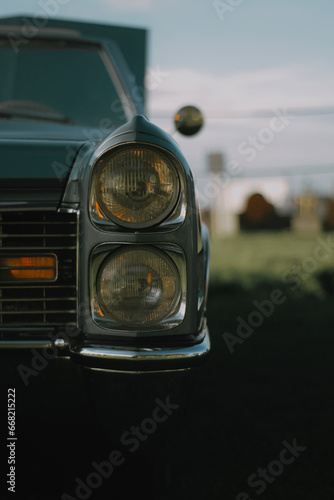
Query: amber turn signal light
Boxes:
[{"xmin": 0, "ymin": 255, "xmax": 57, "ymax": 281}]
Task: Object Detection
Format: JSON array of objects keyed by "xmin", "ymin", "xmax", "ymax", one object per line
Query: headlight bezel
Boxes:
[{"xmin": 89, "ymin": 142, "xmax": 187, "ymax": 232}]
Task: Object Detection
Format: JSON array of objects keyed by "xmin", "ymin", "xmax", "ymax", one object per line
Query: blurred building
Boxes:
[
  {"xmin": 290, "ymin": 190, "xmax": 334, "ymax": 233},
  {"xmin": 198, "ymin": 153, "xmax": 334, "ymax": 235},
  {"xmin": 323, "ymin": 200, "xmax": 334, "ymax": 231},
  {"xmin": 239, "ymin": 192, "xmax": 291, "ymax": 230},
  {"xmin": 199, "ymin": 154, "xmax": 290, "ymax": 235},
  {"xmin": 291, "ymin": 190, "xmax": 321, "ymax": 232},
  {"xmin": 205, "ymin": 152, "xmax": 240, "ymax": 236}
]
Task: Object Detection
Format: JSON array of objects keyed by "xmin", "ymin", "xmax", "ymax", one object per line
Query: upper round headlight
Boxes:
[{"xmin": 93, "ymin": 145, "xmax": 180, "ymax": 228}]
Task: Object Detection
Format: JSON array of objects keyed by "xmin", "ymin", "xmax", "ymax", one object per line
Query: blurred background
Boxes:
[
  {"xmin": 3, "ymin": 0, "xmax": 334, "ymax": 227},
  {"xmin": 2, "ymin": 1, "xmax": 334, "ymax": 499}
]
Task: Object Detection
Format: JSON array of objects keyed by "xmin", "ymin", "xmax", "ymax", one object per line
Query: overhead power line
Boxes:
[
  {"xmin": 151, "ymin": 106, "xmax": 334, "ymax": 120},
  {"xmin": 229, "ymin": 164, "xmax": 334, "ymax": 178}
]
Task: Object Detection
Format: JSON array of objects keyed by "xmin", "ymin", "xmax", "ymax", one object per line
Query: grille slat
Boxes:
[
  {"xmin": 1, "ymin": 285, "xmax": 76, "ymax": 289},
  {"xmin": 2, "ymin": 247, "xmax": 77, "ymax": 250},
  {"xmin": 4, "ymin": 322, "xmax": 77, "ymax": 327},
  {"xmin": 0, "ymin": 211, "xmax": 78, "ymax": 331},
  {"xmin": 1, "ymin": 234, "xmax": 77, "ymax": 238},
  {"xmin": 2, "ymin": 310, "xmax": 77, "ymax": 315},
  {"xmin": 0, "ymin": 297, "xmax": 77, "ymax": 302},
  {"xmin": 3, "ymin": 222, "xmax": 77, "ymax": 225}
]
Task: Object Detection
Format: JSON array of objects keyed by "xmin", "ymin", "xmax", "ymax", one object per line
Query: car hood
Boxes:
[
  {"xmin": 0, "ymin": 120, "xmax": 101, "ymax": 141},
  {"xmin": 0, "ymin": 121, "xmax": 96, "ymax": 209}
]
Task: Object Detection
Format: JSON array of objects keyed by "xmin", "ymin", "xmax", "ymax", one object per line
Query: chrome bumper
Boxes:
[
  {"xmin": 70, "ymin": 325, "xmax": 210, "ymax": 372},
  {"xmin": 0, "ymin": 324, "xmax": 210, "ymax": 372}
]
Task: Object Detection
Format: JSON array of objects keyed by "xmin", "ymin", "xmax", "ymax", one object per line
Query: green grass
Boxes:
[{"xmin": 209, "ymin": 231, "xmax": 334, "ymax": 296}]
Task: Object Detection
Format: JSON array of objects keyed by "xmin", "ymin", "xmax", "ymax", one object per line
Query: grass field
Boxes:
[{"xmin": 209, "ymin": 231, "xmax": 334, "ymax": 296}]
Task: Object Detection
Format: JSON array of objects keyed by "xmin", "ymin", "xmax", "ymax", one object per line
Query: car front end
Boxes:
[{"xmin": 0, "ymin": 17, "xmax": 210, "ymax": 376}]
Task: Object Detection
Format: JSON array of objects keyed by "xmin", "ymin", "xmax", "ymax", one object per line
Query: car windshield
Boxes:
[{"xmin": 0, "ymin": 38, "xmax": 129, "ymax": 128}]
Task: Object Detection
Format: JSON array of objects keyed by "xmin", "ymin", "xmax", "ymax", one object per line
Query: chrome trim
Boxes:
[
  {"xmin": 75, "ymin": 210, "xmax": 80, "ymax": 330},
  {"xmin": 87, "ymin": 367, "xmax": 190, "ymax": 374},
  {"xmin": 1, "ymin": 246, "xmax": 77, "ymax": 250},
  {"xmin": 2, "ymin": 221, "xmax": 77, "ymax": 225},
  {"xmin": 0, "ymin": 340, "xmax": 53, "ymax": 349},
  {"xmin": 0, "ymin": 297, "xmax": 77, "ymax": 302},
  {"xmin": 2, "ymin": 233, "xmax": 76, "ymax": 238},
  {"xmin": 2, "ymin": 309, "xmax": 77, "ymax": 315},
  {"xmin": 0, "ymin": 322, "xmax": 77, "ymax": 327},
  {"xmin": 69, "ymin": 324, "xmax": 210, "ymax": 371},
  {"xmin": 55, "ymin": 338, "xmax": 68, "ymax": 348},
  {"xmin": 58, "ymin": 205, "xmax": 80, "ymax": 214},
  {"xmin": 99, "ymin": 47, "xmax": 135, "ymax": 120},
  {"xmin": 0, "ymin": 204, "xmax": 58, "ymax": 212}
]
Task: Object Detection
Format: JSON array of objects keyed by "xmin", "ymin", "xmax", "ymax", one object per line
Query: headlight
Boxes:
[
  {"xmin": 92, "ymin": 145, "xmax": 180, "ymax": 228},
  {"xmin": 97, "ymin": 246, "xmax": 181, "ymax": 326}
]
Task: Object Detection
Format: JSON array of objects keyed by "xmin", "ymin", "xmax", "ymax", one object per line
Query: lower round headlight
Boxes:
[
  {"xmin": 97, "ymin": 246, "xmax": 181, "ymax": 326},
  {"xmin": 94, "ymin": 145, "xmax": 180, "ymax": 228}
]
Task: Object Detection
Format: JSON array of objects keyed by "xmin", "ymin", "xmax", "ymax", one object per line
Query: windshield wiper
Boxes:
[
  {"xmin": 0, "ymin": 109, "xmax": 73, "ymax": 125},
  {"xmin": 0, "ymin": 101, "xmax": 73, "ymax": 125}
]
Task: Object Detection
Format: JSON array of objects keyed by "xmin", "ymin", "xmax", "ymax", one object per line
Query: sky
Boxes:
[{"xmin": 1, "ymin": 0, "xmax": 334, "ymax": 209}]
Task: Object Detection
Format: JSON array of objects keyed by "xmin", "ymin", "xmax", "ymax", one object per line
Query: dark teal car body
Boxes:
[{"xmin": 0, "ymin": 16, "xmax": 210, "ymax": 377}]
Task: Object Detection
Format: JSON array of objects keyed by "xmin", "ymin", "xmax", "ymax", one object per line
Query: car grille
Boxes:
[{"xmin": 0, "ymin": 211, "xmax": 77, "ymax": 331}]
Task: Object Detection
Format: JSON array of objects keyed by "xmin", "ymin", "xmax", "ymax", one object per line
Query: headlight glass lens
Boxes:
[
  {"xmin": 95, "ymin": 146, "xmax": 179, "ymax": 228},
  {"xmin": 97, "ymin": 247, "xmax": 181, "ymax": 326}
]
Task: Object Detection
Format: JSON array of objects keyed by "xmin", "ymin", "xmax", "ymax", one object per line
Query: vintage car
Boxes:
[{"xmin": 0, "ymin": 17, "xmax": 210, "ymax": 378}]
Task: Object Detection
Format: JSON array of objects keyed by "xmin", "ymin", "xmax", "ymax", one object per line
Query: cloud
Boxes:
[{"xmin": 148, "ymin": 64, "xmax": 334, "ymax": 117}]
